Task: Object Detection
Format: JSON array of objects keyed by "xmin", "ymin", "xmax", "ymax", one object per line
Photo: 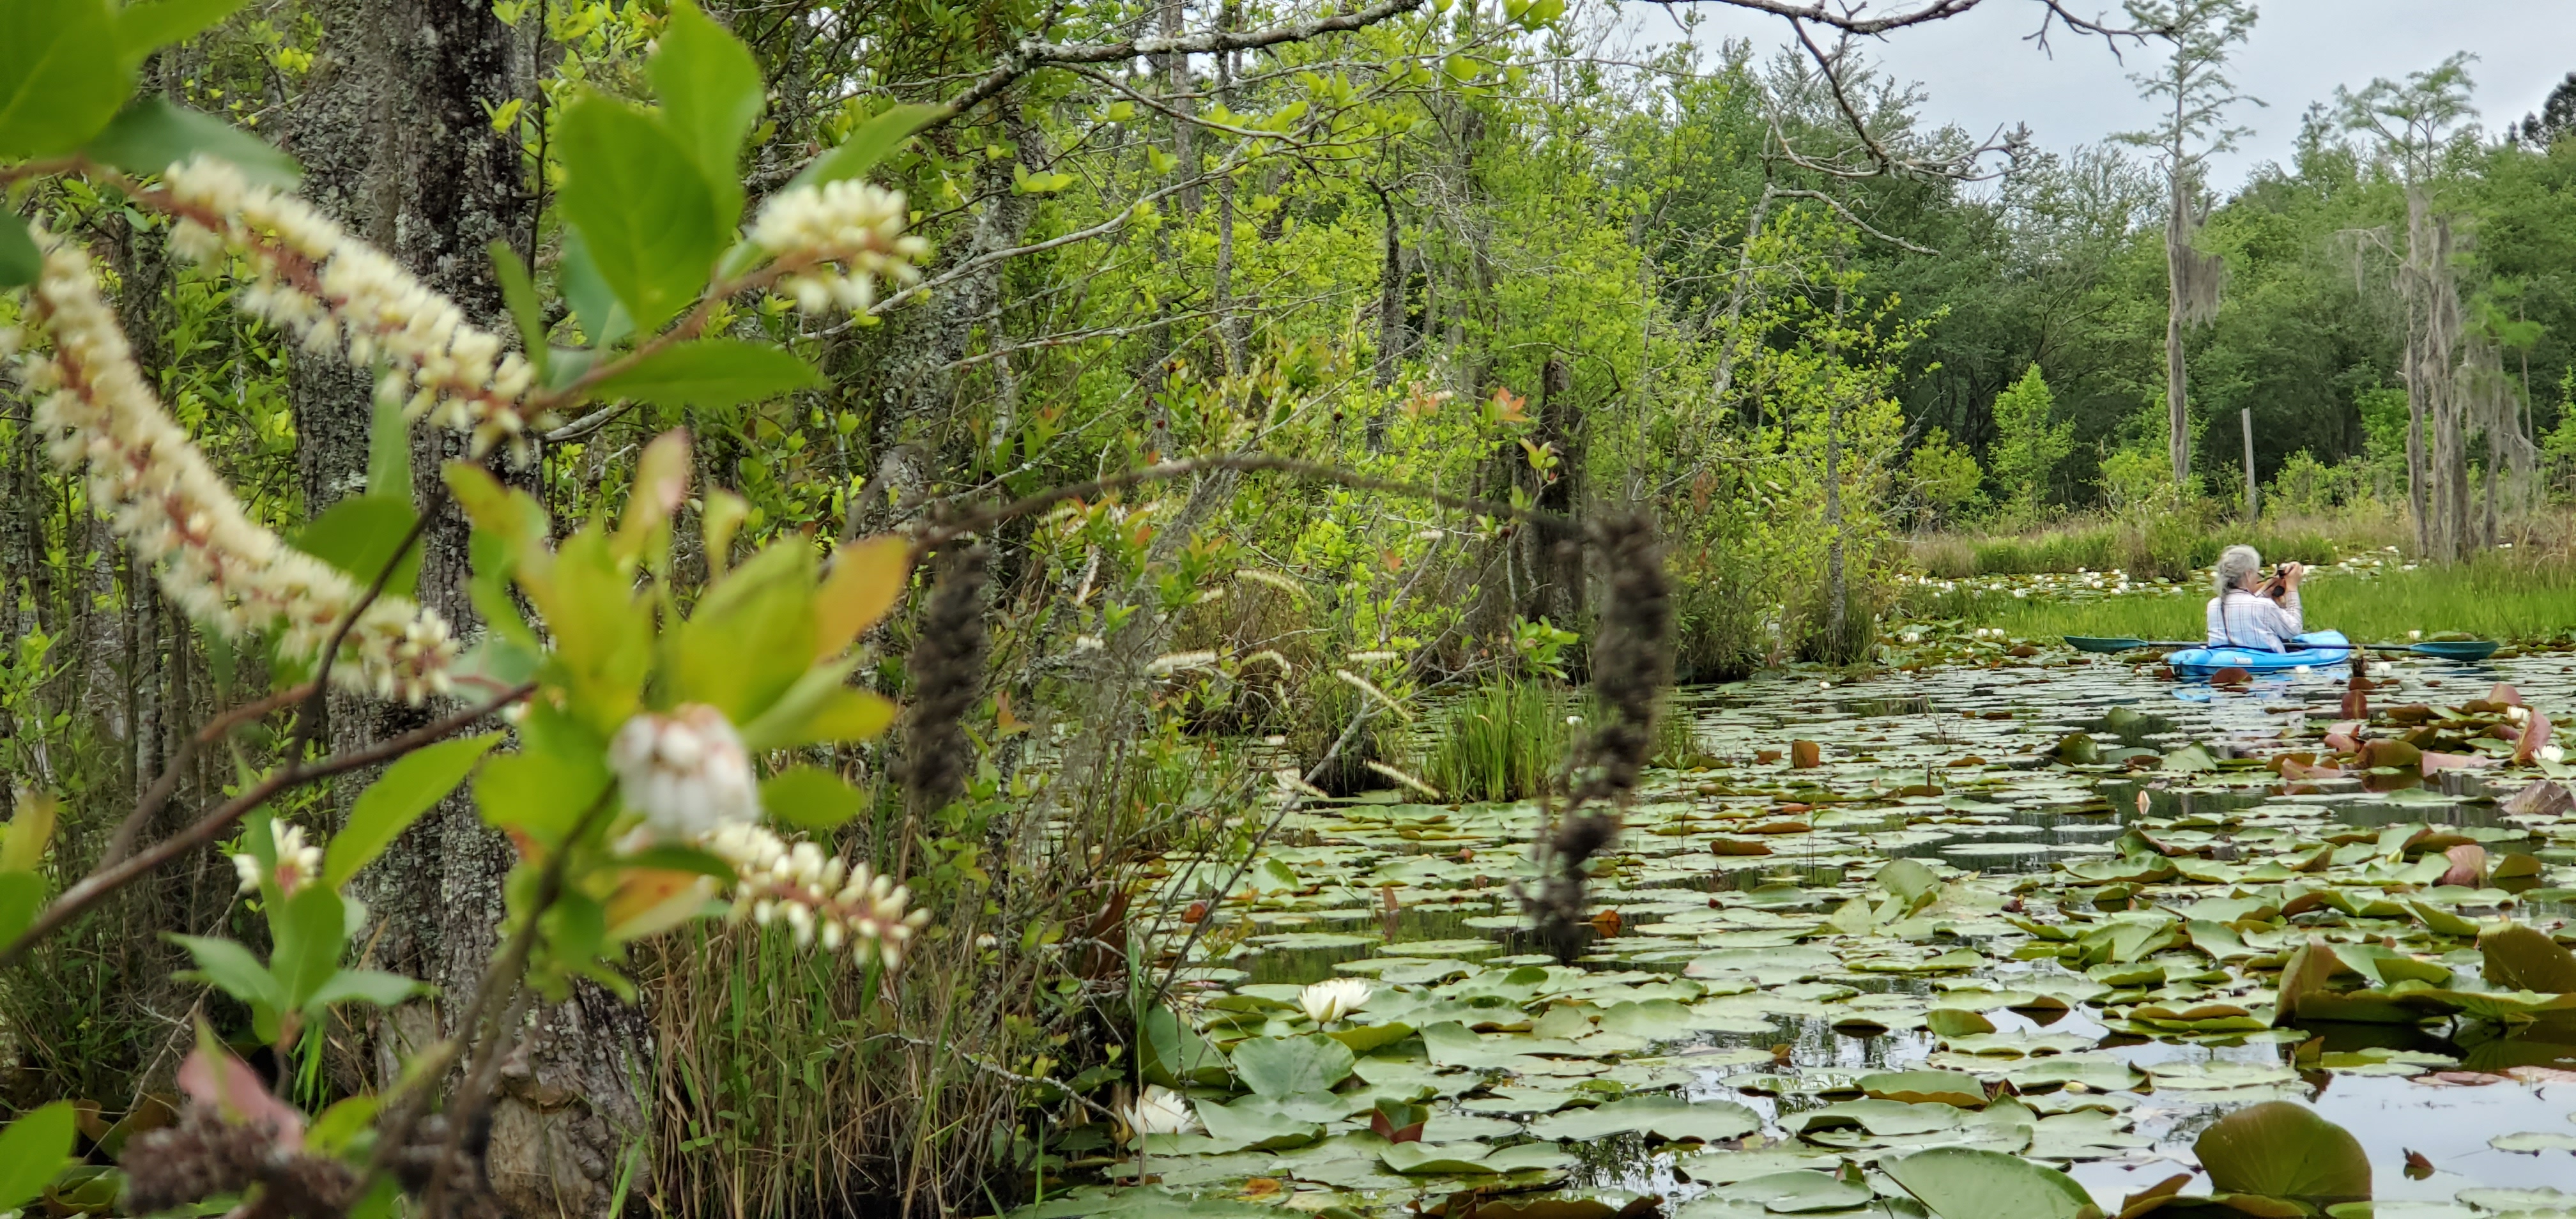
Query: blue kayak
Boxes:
[{"xmin": 2166, "ymin": 630, "xmax": 2352, "ymax": 680}]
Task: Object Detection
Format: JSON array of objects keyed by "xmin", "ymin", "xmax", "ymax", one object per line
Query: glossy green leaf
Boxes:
[
  {"xmin": 556, "ymin": 93, "xmax": 725, "ymax": 332},
  {"xmin": 760, "ymin": 765, "xmax": 866, "ymax": 832},
  {"xmin": 305, "ymin": 1094, "xmax": 381, "ymax": 1155},
  {"xmin": 475, "ymin": 746, "xmax": 613, "ymax": 847},
  {"xmin": 790, "ymin": 103, "xmax": 944, "ymax": 191},
  {"xmin": 293, "ymin": 494, "xmax": 421, "ymax": 597},
  {"xmin": 556, "ymin": 227, "xmax": 634, "ymax": 349},
  {"xmin": 590, "ymin": 338, "xmax": 822, "ymax": 409},
  {"xmin": 84, "ymin": 95, "xmax": 299, "ymax": 187},
  {"xmin": 0, "ymin": 210, "xmax": 39, "ymax": 288},
  {"xmin": 112, "ymin": 0, "xmax": 241, "ymax": 63},
  {"xmin": 648, "ymin": 1, "xmax": 762, "ymax": 227},
  {"xmin": 268, "ymin": 883, "xmax": 348, "ymax": 1010},
  {"xmin": 0, "ymin": 1100, "xmax": 79, "ymax": 1213},
  {"xmin": 2480, "ymin": 922, "xmax": 2576, "ymax": 993},
  {"xmin": 1882, "ymin": 1148, "xmax": 2096, "ymax": 1219},
  {"xmin": 305, "ymin": 968, "xmax": 427, "ymax": 1011},
  {"xmin": 487, "ymin": 240, "xmax": 549, "ymax": 377},
  {"xmin": 1195, "ymin": 1098, "xmax": 1323, "ymax": 1150},
  {"xmin": 0, "ymin": 0, "xmax": 130, "ymax": 158},
  {"xmin": 169, "ymin": 933, "xmax": 285, "ymax": 1013},
  {"xmin": 326, "ymin": 732, "xmax": 503, "ymax": 887},
  {"xmin": 2193, "ymin": 1101, "xmax": 2370, "ymax": 1201}
]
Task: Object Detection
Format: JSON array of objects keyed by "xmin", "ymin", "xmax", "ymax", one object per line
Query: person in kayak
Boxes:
[{"xmin": 2205, "ymin": 544, "xmax": 2306, "ymax": 650}]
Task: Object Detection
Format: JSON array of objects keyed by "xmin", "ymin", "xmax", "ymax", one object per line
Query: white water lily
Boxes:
[
  {"xmin": 1124, "ymin": 1085, "xmax": 1199, "ymax": 1137},
  {"xmin": 1298, "ymin": 977, "xmax": 1372, "ymax": 1025}
]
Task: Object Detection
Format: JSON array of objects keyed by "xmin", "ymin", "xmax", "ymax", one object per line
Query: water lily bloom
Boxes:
[
  {"xmin": 1124, "ymin": 1085, "xmax": 1199, "ymax": 1137},
  {"xmin": 1299, "ymin": 977, "xmax": 1372, "ymax": 1025},
  {"xmin": 610, "ymin": 704, "xmax": 762, "ymax": 841}
]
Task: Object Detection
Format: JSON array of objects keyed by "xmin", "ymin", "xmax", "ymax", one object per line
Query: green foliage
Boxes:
[
  {"xmin": 1986, "ymin": 365, "xmax": 2073, "ymax": 521},
  {"xmin": 1903, "ymin": 427, "xmax": 1984, "ymax": 527},
  {"xmin": 1425, "ymin": 678, "xmax": 1573, "ymax": 804}
]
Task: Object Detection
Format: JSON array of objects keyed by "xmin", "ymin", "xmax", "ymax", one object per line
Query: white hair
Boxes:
[{"xmin": 2214, "ymin": 544, "xmax": 2262, "ymax": 594}]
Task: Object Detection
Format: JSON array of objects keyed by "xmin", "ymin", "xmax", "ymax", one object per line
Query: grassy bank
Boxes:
[
  {"xmin": 1909, "ymin": 512, "xmax": 2408, "ymax": 579},
  {"xmin": 1899, "ymin": 553, "xmax": 2576, "ymax": 645}
]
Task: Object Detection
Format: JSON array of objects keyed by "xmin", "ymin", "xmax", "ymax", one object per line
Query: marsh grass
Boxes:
[
  {"xmin": 1907, "ymin": 553, "xmax": 2576, "ymax": 645},
  {"xmin": 1425, "ymin": 678, "xmax": 1575, "ymax": 803},
  {"xmin": 1911, "ymin": 512, "xmax": 2407, "ymax": 580}
]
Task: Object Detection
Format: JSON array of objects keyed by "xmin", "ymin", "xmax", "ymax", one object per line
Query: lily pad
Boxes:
[
  {"xmin": 1232, "ymin": 1033, "xmax": 1356, "ymax": 1098},
  {"xmin": 1526, "ymin": 1094, "xmax": 1761, "ymax": 1144},
  {"xmin": 1724, "ymin": 1170, "xmax": 1874, "ymax": 1214},
  {"xmin": 1882, "ymin": 1147, "xmax": 2095, "ymax": 1219},
  {"xmin": 2193, "ymin": 1100, "xmax": 2370, "ymax": 1202}
]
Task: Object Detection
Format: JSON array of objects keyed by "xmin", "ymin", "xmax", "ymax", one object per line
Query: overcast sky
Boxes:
[{"xmin": 1616, "ymin": 0, "xmax": 2576, "ymax": 192}]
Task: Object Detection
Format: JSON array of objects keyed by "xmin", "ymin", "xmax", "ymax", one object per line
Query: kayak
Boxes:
[{"xmin": 2166, "ymin": 630, "xmax": 2353, "ymax": 680}]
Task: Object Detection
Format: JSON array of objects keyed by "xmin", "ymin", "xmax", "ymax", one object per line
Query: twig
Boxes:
[
  {"xmin": 99, "ymin": 681, "xmax": 316, "ymax": 868},
  {"xmin": 0, "ymin": 684, "xmax": 535, "ymax": 971}
]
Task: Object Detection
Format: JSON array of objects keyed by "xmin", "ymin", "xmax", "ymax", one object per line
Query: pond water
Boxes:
[{"xmin": 1026, "ymin": 650, "xmax": 2576, "ymax": 1218}]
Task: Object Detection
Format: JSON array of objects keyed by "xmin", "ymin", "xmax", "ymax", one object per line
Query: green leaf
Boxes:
[
  {"xmin": 648, "ymin": 1, "xmax": 762, "ymax": 228},
  {"xmin": 83, "ymin": 95, "xmax": 299, "ymax": 187},
  {"xmin": 305, "ymin": 1094, "xmax": 381, "ymax": 1156},
  {"xmin": 1526, "ymin": 1093, "xmax": 1759, "ymax": 1143},
  {"xmin": 761, "ymin": 765, "xmax": 866, "ymax": 832},
  {"xmin": 489, "ymin": 240, "xmax": 549, "ymax": 377},
  {"xmin": 0, "ymin": 873, "xmax": 36, "ymax": 955},
  {"xmin": 2193, "ymin": 1100, "xmax": 2371, "ymax": 1201},
  {"xmin": 1195, "ymin": 1098, "xmax": 1322, "ymax": 1150},
  {"xmin": 365, "ymin": 389, "xmax": 411, "ymax": 501},
  {"xmin": 1141, "ymin": 1005, "xmax": 1229, "ymax": 1088},
  {"xmin": 557, "ymin": 227, "xmax": 634, "ymax": 350},
  {"xmin": 0, "ymin": 210, "xmax": 40, "ymax": 289},
  {"xmin": 556, "ymin": 93, "xmax": 724, "ymax": 332},
  {"xmin": 112, "ymin": 0, "xmax": 241, "ymax": 65},
  {"xmin": 0, "ymin": 0, "xmax": 130, "ymax": 158},
  {"xmin": 268, "ymin": 884, "xmax": 349, "ymax": 1010},
  {"xmin": 0, "ymin": 1100, "xmax": 79, "ymax": 1213},
  {"xmin": 326, "ymin": 733, "xmax": 503, "ymax": 887},
  {"xmin": 1725, "ymin": 1170, "xmax": 1875, "ymax": 1213},
  {"xmin": 2480, "ymin": 921, "xmax": 2576, "ymax": 993},
  {"xmin": 293, "ymin": 494, "xmax": 421, "ymax": 598},
  {"xmin": 1231, "ymin": 1033, "xmax": 1355, "ymax": 1098},
  {"xmin": 169, "ymin": 933, "xmax": 286, "ymax": 1013},
  {"xmin": 475, "ymin": 747, "xmax": 613, "ymax": 848},
  {"xmin": 305, "ymin": 968, "xmax": 427, "ymax": 1011},
  {"xmin": 1883, "ymin": 1148, "xmax": 2096, "ymax": 1219},
  {"xmin": 790, "ymin": 103, "xmax": 944, "ymax": 191},
  {"xmin": 590, "ymin": 338, "xmax": 821, "ymax": 410}
]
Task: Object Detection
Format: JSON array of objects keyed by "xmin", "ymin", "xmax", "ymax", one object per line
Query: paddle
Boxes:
[{"xmin": 2062, "ymin": 635, "xmax": 2499, "ymax": 661}]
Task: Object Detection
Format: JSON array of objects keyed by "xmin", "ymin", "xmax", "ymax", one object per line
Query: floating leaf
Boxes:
[
  {"xmin": 1882, "ymin": 1147, "xmax": 2095, "ymax": 1219},
  {"xmin": 2193, "ymin": 1101, "xmax": 2370, "ymax": 1202}
]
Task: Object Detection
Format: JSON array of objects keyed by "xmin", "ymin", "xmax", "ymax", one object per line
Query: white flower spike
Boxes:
[{"xmin": 15, "ymin": 229, "xmax": 457, "ymax": 703}]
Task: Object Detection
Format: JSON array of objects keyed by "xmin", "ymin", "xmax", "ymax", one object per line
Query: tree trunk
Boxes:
[
  {"xmin": 2163, "ymin": 172, "xmax": 2191, "ymax": 492},
  {"xmin": 286, "ymin": 1, "xmax": 647, "ymax": 1214}
]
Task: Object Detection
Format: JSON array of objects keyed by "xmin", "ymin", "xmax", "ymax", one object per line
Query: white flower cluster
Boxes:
[
  {"xmin": 701, "ymin": 822, "xmax": 931, "ymax": 970},
  {"xmin": 232, "ymin": 820, "xmax": 323, "ymax": 896},
  {"xmin": 159, "ymin": 157, "xmax": 543, "ymax": 458},
  {"xmin": 609, "ymin": 705, "xmax": 762, "ymax": 842},
  {"xmin": 748, "ymin": 180, "xmax": 930, "ymax": 314},
  {"xmin": 17, "ymin": 234, "xmax": 457, "ymax": 702}
]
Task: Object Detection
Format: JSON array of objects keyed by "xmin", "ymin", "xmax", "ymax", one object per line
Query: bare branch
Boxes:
[{"xmin": 936, "ymin": 0, "xmax": 1429, "ymax": 126}]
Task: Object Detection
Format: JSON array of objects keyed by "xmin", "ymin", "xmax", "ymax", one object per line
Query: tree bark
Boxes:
[
  {"xmin": 2163, "ymin": 172, "xmax": 2191, "ymax": 491},
  {"xmin": 286, "ymin": 1, "xmax": 647, "ymax": 1214}
]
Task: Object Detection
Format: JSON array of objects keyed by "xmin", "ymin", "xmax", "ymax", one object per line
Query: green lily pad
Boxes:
[
  {"xmin": 1193, "ymin": 1098, "xmax": 1324, "ymax": 1149},
  {"xmin": 1882, "ymin": 1147, "xmax": 2095, "ymax": 1219},
  {"xmin": 1232, "ymin": 1033, "xmax": 1355, "ymax": 1098},
  {"xmin": 1526, "ymin": 1094, "xmax": 1761, "ymax": 1143},
  {"xmin": 1859, "ymin": 1070, "xmax": 1988, "ymax": 1107},
  {"xmin": 1724, "ymin": 1170, "xmax": 1874, "ymax": 1213},
  {"xmin": 2193, "ymin": 1100, "xmax": 2370, "ymax": 1202}
]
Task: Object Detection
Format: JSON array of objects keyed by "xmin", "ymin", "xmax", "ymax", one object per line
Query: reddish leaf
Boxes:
[
  {"xmin": 2438, "ymin": 843, "xmax": 2487, "ymax": 887},
  {"xmin": 2404, "ymin": 1149, "xmax": 2435, "ymax": 1180},
  {"xmin": 2488, "ymin": 682, "xmax": 2526, "ymax": 707},
  {"xmin": 2516, "ymin": 705, "xmax": 2553, "ymax": 765},
  {"xmin": 2340, "ymin": 676, "xmax": 2370, "ymax": 721},
  {"xmin": 1789, "ymin": 740, "xmax": 1821, "ymax": 769},
  {"xmin": 1589, "ymin": 908, "xmax": 1623, "ymax": 937},
  {"xmin": 2211, "ymin": 666, "xmax": 2253, "ymax": 687},
  {"xmin": 2419, "ymin": 751, "xmax": 2496, "ymax": 776},
  {"xmin": 178, "ymin": 1043, "xmax": 304, "ymax": 1149}
]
